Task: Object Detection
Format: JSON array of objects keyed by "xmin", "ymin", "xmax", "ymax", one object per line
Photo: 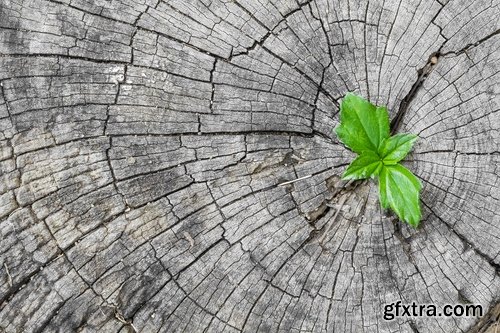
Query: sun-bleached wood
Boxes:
[{"xmin": 0, "ymin": 0, "xmax": 499, "ymax": 332}]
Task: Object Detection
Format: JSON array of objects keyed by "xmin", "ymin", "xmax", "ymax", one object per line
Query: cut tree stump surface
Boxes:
[{"xmin": 0, "ymin": 0, "xmax": 499, "ymax": 332}]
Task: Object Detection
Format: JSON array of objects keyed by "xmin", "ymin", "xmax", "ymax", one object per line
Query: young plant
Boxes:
[{"xmin": 335, "ymin": 93, "xmax": 422, "ymax": 227}]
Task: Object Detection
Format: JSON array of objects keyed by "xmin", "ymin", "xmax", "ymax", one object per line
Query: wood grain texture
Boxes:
[{"xmin": 0, "ymin": 0, "xmax": 499, "ymax": 332}]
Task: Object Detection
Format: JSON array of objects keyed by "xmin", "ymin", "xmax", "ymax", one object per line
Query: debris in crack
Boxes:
[
  {"xmin": 467, "ymin": 301, "xmax": 500, "ymax": 333},
  {"xmin": 305, "ymin": 201, "xmax": 327, "ymax": 223}
]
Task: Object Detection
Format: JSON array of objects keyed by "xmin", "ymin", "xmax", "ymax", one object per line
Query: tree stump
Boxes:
[{"xmin": 0, "ymin": 0, "xmax": 499, "ymax": 332}]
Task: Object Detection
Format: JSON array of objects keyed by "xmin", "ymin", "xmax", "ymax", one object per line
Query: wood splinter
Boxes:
[
  {"xmin": 317, "ymin": 194, "xmax": 349, "ymax": 245},
  {"xmin": 114, "ymin": 309, "xmax": 138, "ymax": 333},
  {"xmin": 183, "ymin": 231, "xmax": 195, "ymax": 249},
  {"xmin": 277, "ymin": 174, "xmax": 312, "ymax": 186},
  {"xmin": 4, "ymin": 263, "xmax": 13, "ymax": 287}
]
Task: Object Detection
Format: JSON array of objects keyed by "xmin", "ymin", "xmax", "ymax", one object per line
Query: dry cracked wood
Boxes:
[{"xmin": 0, "ymin": 0, "xmax": 499, "ymax": 332}]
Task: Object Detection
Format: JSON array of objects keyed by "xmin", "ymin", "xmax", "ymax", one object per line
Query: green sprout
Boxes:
[{"xmin": 335, "ymin": 93, "xmax": 422, "ymax": 227}]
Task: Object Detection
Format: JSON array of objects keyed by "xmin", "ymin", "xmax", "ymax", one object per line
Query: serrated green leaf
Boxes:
[
  {"xmin": 335, "ymin": 93, "xmax": 390, "ymax": 154},
  {"xmin": 379, "ymin": 164, "xmax": 422, "ymax": 227},
  {"xmin": 342, "ymin": 151, "xmax": 383, "ymax": 180},
  {"xmin": 380, "ymin": 133, "xmax": 418, "ymax": 164}
]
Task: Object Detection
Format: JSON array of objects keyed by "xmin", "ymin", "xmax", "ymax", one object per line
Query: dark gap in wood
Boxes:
[{"xmin": 390, "ymin": 52, "xmax": 440, "ymax": 134}]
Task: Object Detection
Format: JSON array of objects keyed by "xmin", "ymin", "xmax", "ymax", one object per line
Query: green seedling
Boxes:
[{"xmin": 335, "ymin": 93, "xmax": 422, "ymax": 227}]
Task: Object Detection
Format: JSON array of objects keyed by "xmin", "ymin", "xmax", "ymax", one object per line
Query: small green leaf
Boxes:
[
  {"xmin": 335, "ymin": 93, "xmax": 390, "ymax": 154},
  {"xmin": 342, "ymin": 151, "xmax": 383, "ymax": 180},
  {"xmin": 380, "ymin": 133, "xmax": 418, "ymax": 164},
  {"xmin": 379, "ymin": 164, "xmax": 422, "ymax": 227},
  {"xmin": 334, "ymin": 93, "xmax": 423, "ymax": 228}
]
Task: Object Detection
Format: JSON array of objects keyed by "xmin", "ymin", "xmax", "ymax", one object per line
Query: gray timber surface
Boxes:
[{"xmin": 0, "ymin": 0, "xmax": 499, "ymax": 332}]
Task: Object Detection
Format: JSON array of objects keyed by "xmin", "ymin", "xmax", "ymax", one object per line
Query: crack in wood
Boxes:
[{"xmin": 390, "ymin": 52, "xmax": 440, "ymax": 134}]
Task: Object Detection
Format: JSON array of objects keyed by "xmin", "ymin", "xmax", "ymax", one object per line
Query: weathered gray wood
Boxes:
[{"xmin": 0, "ymin": 0, "xmax": 499, "ymax": 332}]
